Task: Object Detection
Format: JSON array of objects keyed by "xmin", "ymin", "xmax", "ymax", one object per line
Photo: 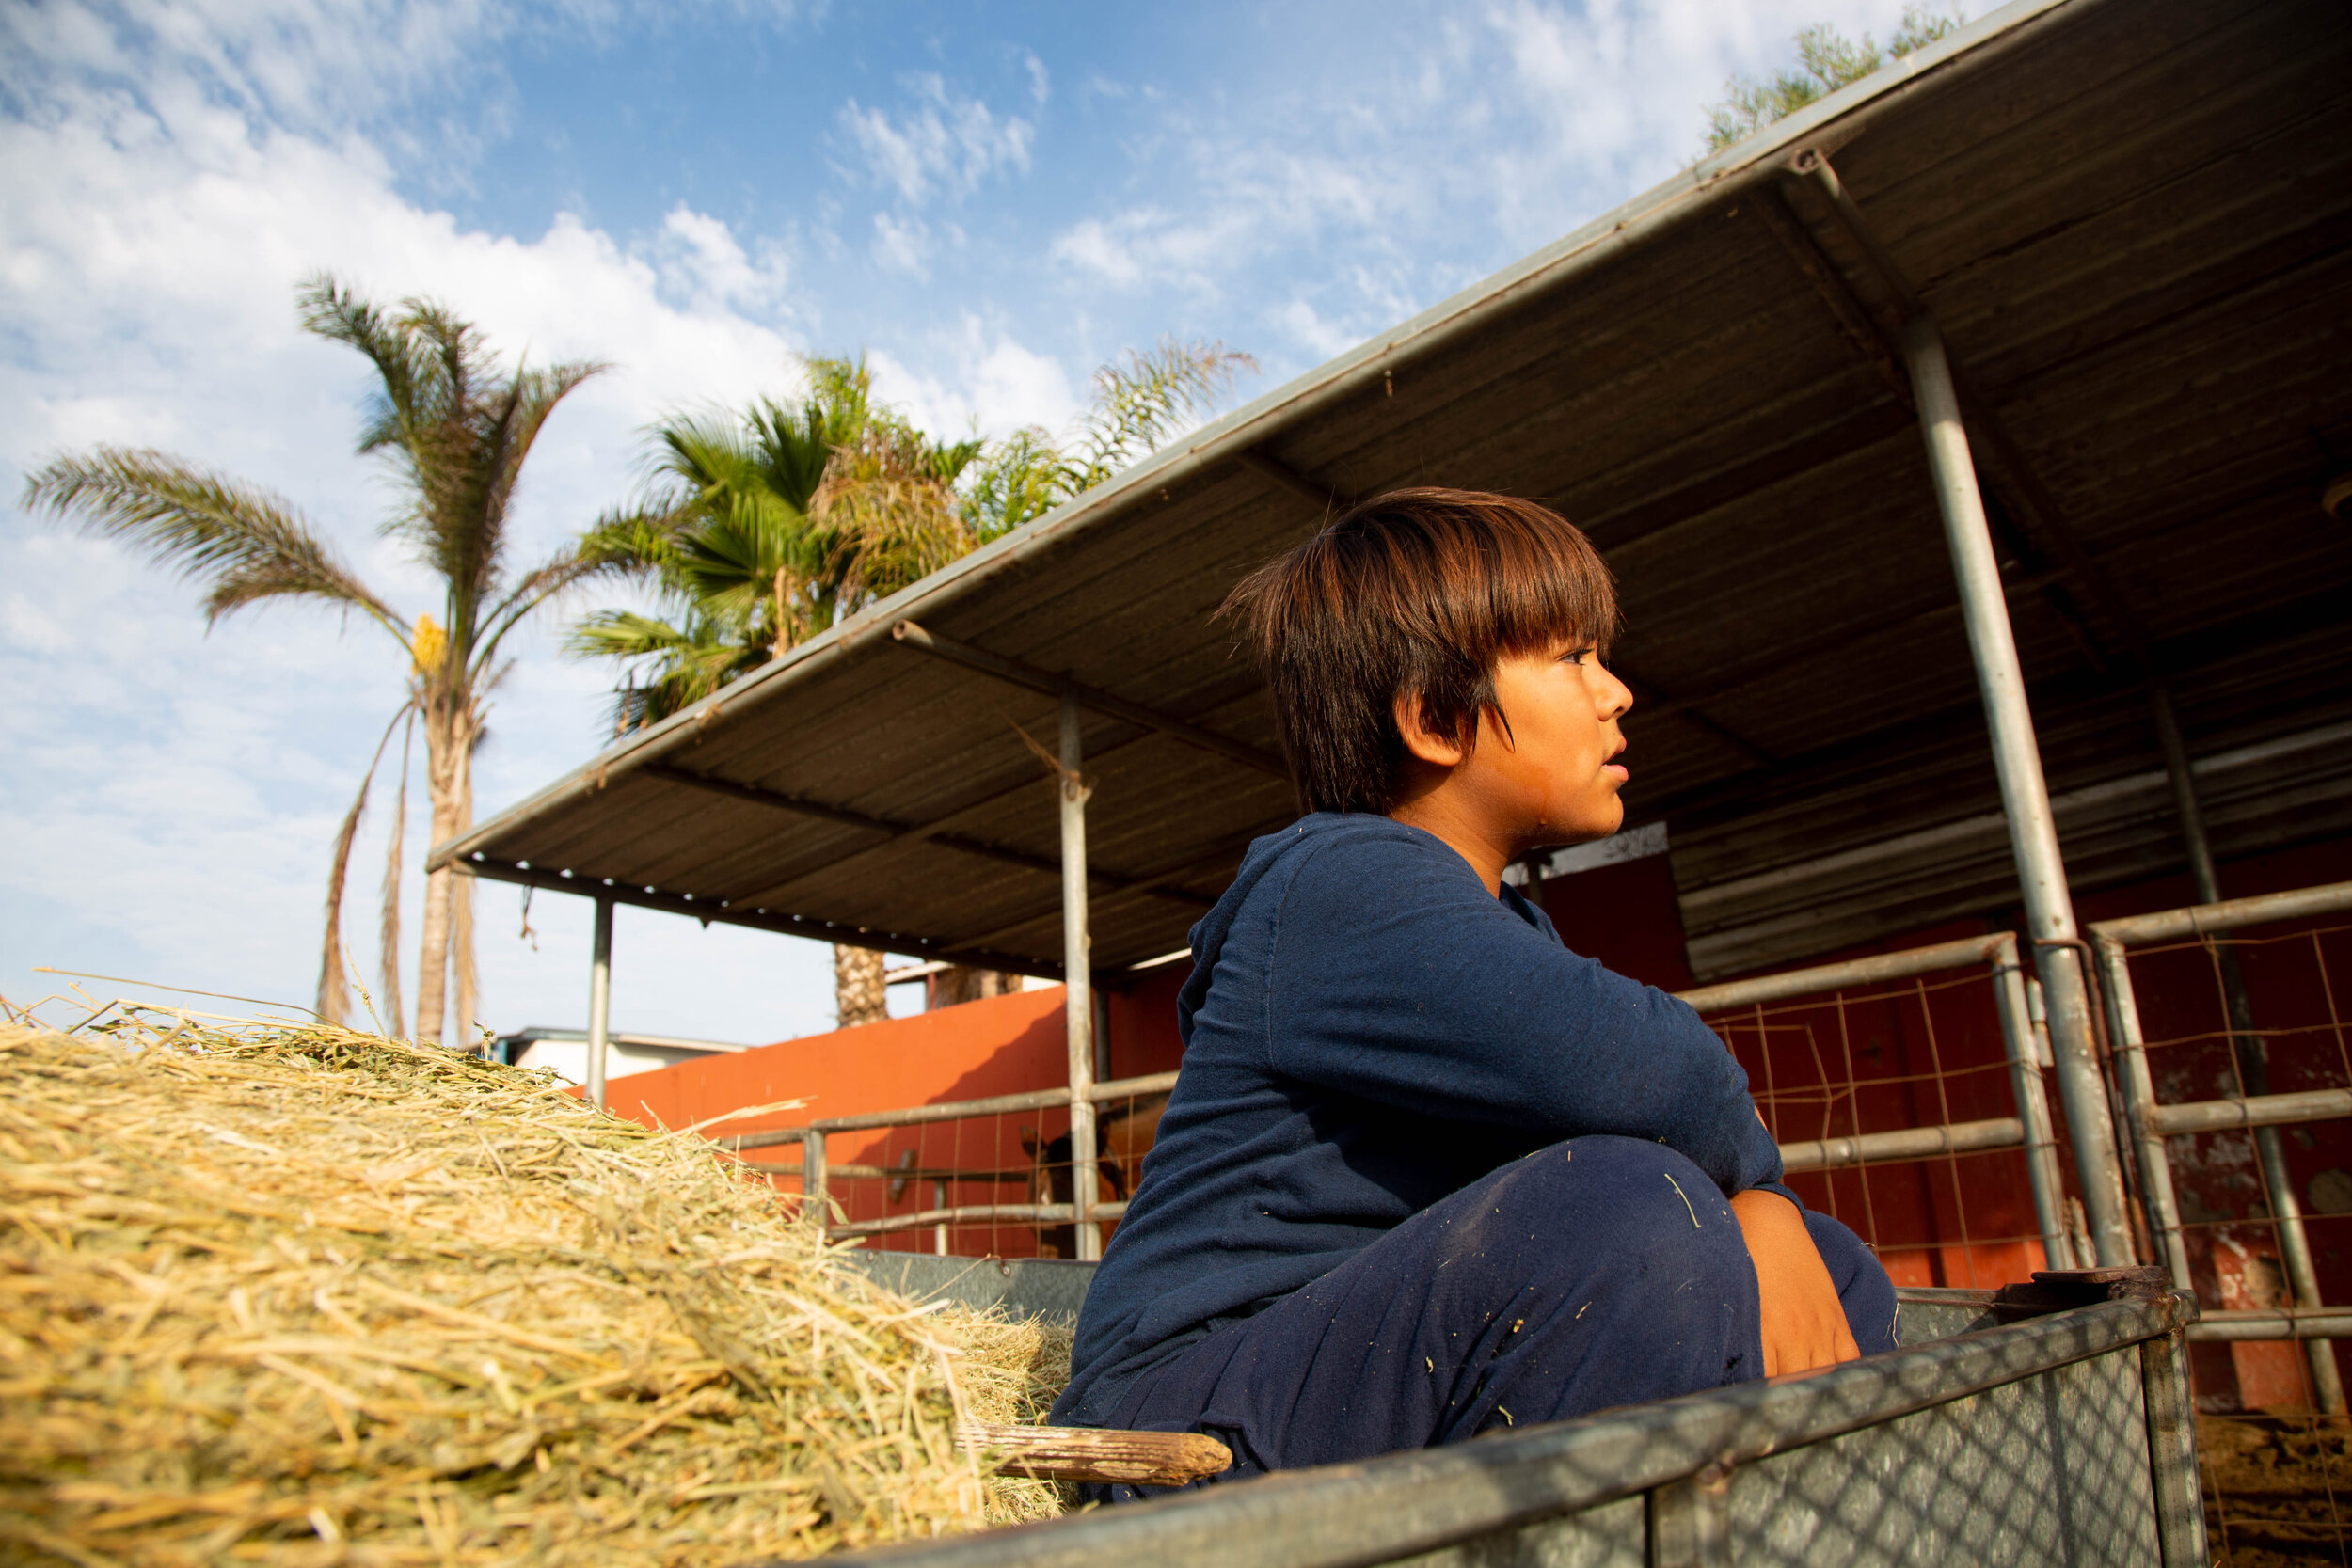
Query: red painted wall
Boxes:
[{"xmin": 612, "ymin": 834, "xmax": 2352, "ymax": 1409}]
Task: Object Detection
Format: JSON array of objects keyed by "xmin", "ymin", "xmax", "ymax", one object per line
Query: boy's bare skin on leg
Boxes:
[{"xmin": 1388, "ymin": 641, "xmax": 1863, "ymax": 1377}]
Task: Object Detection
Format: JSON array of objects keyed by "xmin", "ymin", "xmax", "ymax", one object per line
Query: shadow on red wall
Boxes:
[{"xmin": 611, "ymin": 834, "xmax": 2352, "ymax": 1410}]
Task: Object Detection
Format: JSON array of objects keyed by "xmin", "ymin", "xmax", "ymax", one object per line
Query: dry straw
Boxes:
[{"xmin": 0, "ymin": 1007, "xmax": 1070, "ymax": 1566}]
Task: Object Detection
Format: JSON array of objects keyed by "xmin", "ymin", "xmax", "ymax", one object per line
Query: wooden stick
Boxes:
[{"xmin": 959, "ymin": 1423, "xmax": 1232, "ymax": 1485}]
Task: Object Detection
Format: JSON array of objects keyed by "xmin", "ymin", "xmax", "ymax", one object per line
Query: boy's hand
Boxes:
[{"xmin": 1728, "ymin": 1189, "xmax": 1860, "ymax": 1377}]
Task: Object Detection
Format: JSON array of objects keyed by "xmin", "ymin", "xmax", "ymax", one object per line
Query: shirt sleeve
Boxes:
[{"xmin": 1262, "ymin": 825, "xmax": 1785, "ymax": 1196}]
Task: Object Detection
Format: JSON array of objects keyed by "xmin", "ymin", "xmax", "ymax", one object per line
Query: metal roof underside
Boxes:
[{"xmin": 436, "ymin": 0, "xmax": 2352, "ymax": 983}]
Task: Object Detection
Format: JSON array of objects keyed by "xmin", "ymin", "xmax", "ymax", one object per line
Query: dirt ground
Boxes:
[{"xmin": 2204, "ymin": 1415, "xmax": 2352, "ymax": 1565}]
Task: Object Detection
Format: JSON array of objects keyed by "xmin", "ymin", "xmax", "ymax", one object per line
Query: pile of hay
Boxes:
[{"xmin": 0, "ymin": 1011, "xmax": 1071, "ymax": 1565}]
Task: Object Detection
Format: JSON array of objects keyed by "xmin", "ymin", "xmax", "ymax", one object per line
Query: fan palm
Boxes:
[
  {"xmin": 21, "ymin": 275, "xmax": 609, "ymax": 1048},
  {"xmin": 570, "ymin": 356, "xmax": 982, "ymax": 733},
  {"xmin": 572, "ymin": 340, "xmax": 1252, "ymax": 1026}
]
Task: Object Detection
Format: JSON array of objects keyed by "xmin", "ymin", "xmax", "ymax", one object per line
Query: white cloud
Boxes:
[
  {"xmin": 1048, "ymin": 214, "xmax": 1149, "ymax": 289},
  {"xmin": 870, "ymin": 209, "xmax": 930, "ymax": 277},
  {"xmin": 836, "ymin": 72, "xmax": 1035, "ymax": 208},
  {"xmin": 656, "ymin": 203, "xmax": 795, "ymax": 314},
  {"xmin": 867, "ymin": 316, "xmax": 1081, "ymax": 443},
  {"xmin": 0, "ymin": 0, "xmax": 1957, "ymax": 1047},
  {"xmin": 0, "ymin": 0, "xmax": 839, "ymax": 1043},
  {"xmin": 1044, "ymin": 0, "xmax": 1931, "ymax": 325},
  {"xmin": 1270, "ymin": 298, "xmax": 1359, "ymax": 362}
]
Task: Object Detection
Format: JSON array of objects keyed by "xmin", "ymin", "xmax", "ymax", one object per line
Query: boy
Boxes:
[{"xmin": 1049, "ymin": 489, "xmax": 1896, "ymax": 1492}]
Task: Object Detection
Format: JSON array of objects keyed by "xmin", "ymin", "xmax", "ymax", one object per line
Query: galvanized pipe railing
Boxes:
[
  {"xmin": 757, "ymin": 939, "xmax": 2077, "ymax": 1264},
  {"xmin": 1683, "ymin": 929, "xmax": 2073, "ymax": 1267},
  {"xmin": 815, "ymin": 1285, "xmax": 2204, "ymax": 1568},
  {"xmin": 2094, "ymin": 879, "xmax": 2352, "ymax": 1406},
  {"xmin": 717, "ymin": 1070, "xmax": 1179, "ymax": 1243}
]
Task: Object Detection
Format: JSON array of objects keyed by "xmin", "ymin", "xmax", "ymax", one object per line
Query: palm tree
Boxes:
[
  {"xmin": 1703, "ymin": 7, "xmax": 1964, "ymax": 151},
  {"xmin": 568, "ymin": 356, "xmax": 979, "ymax": 734},
  {"xmin": 21, "ymin": 276, "xmax": 609, "ymax": 1049},
  {"xmin": 961, "ymin": 337, "xmax": 1255, "ymax": 535},
  {"xmin": 573, "ymin": 340, "xmax": 1252, "ymax": 1026}
]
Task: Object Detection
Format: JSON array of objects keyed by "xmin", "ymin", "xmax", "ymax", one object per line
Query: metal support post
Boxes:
[
  {"xmin": 2100, "ymin": 936, "xmax": 2192, "ymax": 1289},
  {"xmin": 2141, "ymin": 1310, "xmax": 2212, "ymax": 1568},
  {"xmin": 802, "ymin": 1125, "xmax": 830, "ymax": 1227},
  {"xmin": 585, "ymin": 894, "xmax": 613, "ymax": 1114},
  {"xmin": 2150, "ymin": 689, "xmax": 2344, "ymax": 1411},
  {"xmin": 1903, "ymin": 316, "xmax": 2134, "ymax": 1266},
  {"xmin": 1992, "ymin": 939, "xmax": 2074, "ymax": 1269},
  {"xmin": 1060, "ymin": 694, "xmax": 1104, "ymax": 1262}
]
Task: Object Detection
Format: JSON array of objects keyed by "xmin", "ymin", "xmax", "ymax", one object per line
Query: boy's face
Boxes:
[{"xmin": 1470, "ymin": 640, "xmax": 1634, "ymax": 848}]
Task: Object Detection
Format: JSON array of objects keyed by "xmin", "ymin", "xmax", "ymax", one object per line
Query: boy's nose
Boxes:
[{"xmin": 1600, "ymin": 667, "xmax": 1633, "ymax": 720}]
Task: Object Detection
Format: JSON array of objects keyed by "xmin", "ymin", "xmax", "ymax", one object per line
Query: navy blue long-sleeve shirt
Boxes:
[{"xmin": 1052, "ymin": 812, "xmax": 1786, "ymax": 1427}]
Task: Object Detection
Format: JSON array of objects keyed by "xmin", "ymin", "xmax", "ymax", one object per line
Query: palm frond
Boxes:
[
  {"xmin": 316, "ymin": 705, "xmax": 412, "ymax": 1025},
  {"xmin": 812, "ymin": 427, "xmax": 974, "ymax": 609},
  {"xmin": 304, "ymin": 275, "xmax": 605, "ymax": 649},
  {"xmin": 1702, "ymin": 7, "xmax": 1963, "ymax": 151},
  {"xmin": 21, "ymin": 447, "xmax": 403, "ymax": 635},
  {"xmin": 566, "ymin": 608, "xmax": 739, "ymax": 662},
  {"xmin": 469, "ymin": 357, "xmax": 610, "ymax": 592},
  {"xmin": 1073, "ymin": 338, "xmax": 1256, "ymax": 491},
  {"xmin": 297, "ymin": 274, "xmax": 428, "ymax": 455},
  {"xmin": 568, "ymin": 608, "xmax": 769, "ymax": 732},
  {"xmin": 743, "ymin": 397, "xmax": 840, "ymax": 512},
  {"xmin": 471, "ymin": 538, "xmax": 633, "ymax": 678},
  {"xmin": 962, "ymin": 426, "xmax": 1079, "ymax": 539},
  {"xmin": 574, "ymin": 503, "xmax": 692, "ymax": 578},
  {"xmin": 379, "ymin": 710, "xmax": 413, "ymax": 1038}
]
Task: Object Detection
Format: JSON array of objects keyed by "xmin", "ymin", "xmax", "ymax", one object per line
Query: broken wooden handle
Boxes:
[{"xmin": 958, "ymin": 1422, "xmax": 1232, "ymax": 1485}]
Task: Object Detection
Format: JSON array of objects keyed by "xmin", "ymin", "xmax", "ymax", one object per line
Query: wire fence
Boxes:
[
  {"xmin": 1688, "ymin": 935, "xmax": 2083, "ymax": 1291},
  {"xmin": 717, "ymin": 933, "xmax": 2089, "ymax": 1286},
  {"xmin": 709, "ymin": 888, "xmax": 2352, "ymax": 1550},
  {"xmin": 722, "ymin": 1075, "xmax": 1176, "ymax": 1259},
  {"xmin": 2093, "ymin": 880, "xmax": 2352, "ymax": 1564}
]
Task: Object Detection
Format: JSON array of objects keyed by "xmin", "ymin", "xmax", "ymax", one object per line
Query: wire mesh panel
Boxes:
[
  {"xmin": 1701, "ymin": 959, "xmax": 2077, "ymax": 1291},
  {"xmin": 2095, "ymin": 884, "xmax": 2352, "ymax": 1564},
  {"xmin": 2098, "ymin": 890, "xmax": 2352, "ymax": 1407},
  {"xmin": 726, "ymin": 1077, "xmax": 1180, "ymax": 1259},
  {"xmin": 2127, "ymin": 921, "xmax": 2352, "ymax": 1402},
  {"xmin": 831, "ymin": 1111, "xmax": 1063, "ymax": 1259}
]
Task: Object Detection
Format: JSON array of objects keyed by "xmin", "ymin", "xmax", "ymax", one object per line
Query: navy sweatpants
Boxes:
[{"xmin": 1089, "ymin": 1134, "xmax": 1896, "ymax": 1498}]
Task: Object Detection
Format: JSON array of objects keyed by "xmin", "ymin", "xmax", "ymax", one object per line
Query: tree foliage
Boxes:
[
  {"xmin": 1704, "ymin": 7, "xmax": 1965, "ymax": 152},
  {"xmin": 575, "ymin": 339, "xmax": 1252, "ymax": 735},
  {"xmin": 22, "ymin": 277, "xmax": 609, "ymax": 1045}
]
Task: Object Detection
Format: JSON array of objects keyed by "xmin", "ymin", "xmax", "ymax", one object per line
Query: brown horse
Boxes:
[{"xmin": 1020, "ymin": 1092, "xmax": 1170, "ymax": 1258}]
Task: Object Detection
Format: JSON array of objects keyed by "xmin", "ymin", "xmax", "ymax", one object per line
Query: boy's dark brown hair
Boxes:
[{"xmin": 1225, "ymin": 487, "xmax": 1619, "ymax": 815}]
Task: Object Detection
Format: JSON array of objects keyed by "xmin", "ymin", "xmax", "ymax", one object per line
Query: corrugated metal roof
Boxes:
[{"xmin": 433, "ymin": 0, "xmax": 2352, "ymax": 982}]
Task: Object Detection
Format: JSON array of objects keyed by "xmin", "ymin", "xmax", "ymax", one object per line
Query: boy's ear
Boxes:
[{"xmin": 1393, "ymin": 690, "xmax": 1468, "ymax": 768}]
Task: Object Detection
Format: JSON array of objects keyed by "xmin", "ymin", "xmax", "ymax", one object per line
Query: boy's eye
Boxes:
[{"xmin": 1561, "ymin": 646, "xmax": 1594, "ymax": 666}]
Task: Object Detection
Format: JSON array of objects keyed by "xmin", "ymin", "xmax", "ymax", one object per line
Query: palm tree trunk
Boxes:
[
  {"xmin": 415, "ymin": 696, "xmax": 475, "ymax": 1048},
  {"xmin": 929, "ymin": 965, "xmax": 1009, "ymax": 1009},
  {"xmin": 450, "ymin": 774, "xmax": 479, "ymax": 1054},
  {"xmin": 834, "ymin": 945, "xmax": 889, "ymax": 1028}
]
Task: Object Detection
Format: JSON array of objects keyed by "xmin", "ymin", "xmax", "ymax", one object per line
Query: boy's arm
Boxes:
[
  {"xmin": 1265, "ymin": 830, "xmax": 1784, "ymax": 1195},
  {"xmin": 1730, "ymin": 1189, "xmax": 1862, "ymax": 1374}
]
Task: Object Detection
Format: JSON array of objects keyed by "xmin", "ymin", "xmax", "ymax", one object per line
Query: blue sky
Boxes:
[{"xmin": 0, "ymin": 0, "xmax": 1927, "ymax": 1045}]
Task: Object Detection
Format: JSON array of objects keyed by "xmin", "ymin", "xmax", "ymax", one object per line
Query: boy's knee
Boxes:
[
  {"xmin": 1500, "ymin": 1136, "xmax": 1747, "ymax": 1272},
  {"xmin": 1548, "ymin": 1135, "xmax": 1734, "ymax": 1220},
  {"xmin": 1803, "ymin": 1209, "xmax": 1899, "ymax": 1354}
]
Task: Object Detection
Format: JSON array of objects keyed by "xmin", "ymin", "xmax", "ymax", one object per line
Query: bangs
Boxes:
[{"xmin": 1226, "ymin": 488, "xmax": 1619, "ymax": 816}]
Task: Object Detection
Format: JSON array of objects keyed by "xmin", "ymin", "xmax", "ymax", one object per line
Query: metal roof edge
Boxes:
[{"xmin": 430, "ymin": 0, "xmax": 2091, "ymax": 878}]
